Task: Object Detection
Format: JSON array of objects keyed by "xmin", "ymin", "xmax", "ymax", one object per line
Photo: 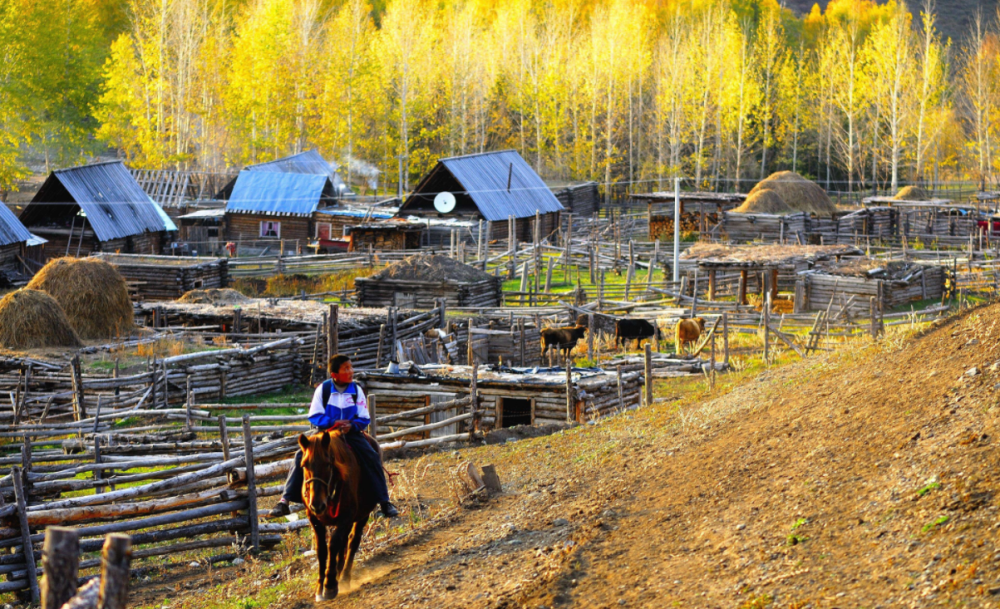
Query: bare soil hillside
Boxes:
[{"xmin": 153, "ymin": 303, "xmax": 1000, "ymax": 609}]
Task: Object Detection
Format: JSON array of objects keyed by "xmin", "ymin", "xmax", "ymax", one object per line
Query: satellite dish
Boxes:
[{"xmin": 434, "ymin": 191, "xmax": 457, "ymax": 214}]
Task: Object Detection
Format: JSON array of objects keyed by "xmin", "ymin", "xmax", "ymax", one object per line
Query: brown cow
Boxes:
[
  {"xmin": 541, "ymin": 325, "xmax": 588, "ymax": 360},
  {"xmin": 674, "ymin": 317, "xmax": 706, "ymax": 356}
]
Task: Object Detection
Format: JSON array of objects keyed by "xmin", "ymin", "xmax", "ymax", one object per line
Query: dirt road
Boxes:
[{"xmin": 157, "ymin": 305, "xmax": 1000, "ymax": 609}]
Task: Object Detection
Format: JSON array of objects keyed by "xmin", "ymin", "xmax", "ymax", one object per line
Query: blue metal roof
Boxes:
[
  {"xmin": 247, "ymin": 150, "xmax": 349, "ymax": 194},
  {"xmin": 0, "ymin": 202, "xmax": 32, "ymax": 247},
  {"xmin": 431, "ymin": 150, "xmax": 564, "ymax": 221},
  {"xmin": 22, "ymin": 161, "xmax": 172, "ymax": 241},
  {"xmin": 225, "ymin": 171, "xmax": 327, "ymax": 216}
]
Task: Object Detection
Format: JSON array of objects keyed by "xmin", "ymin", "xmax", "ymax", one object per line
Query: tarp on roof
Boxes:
[
  {"xmin": 0, "ymin": 202, "xmax": 33, "ymax": 247},
  {"xmin": 436, "ymin": 150, "xmax": 564, "ymax": 221},
  {"xmin": 225, "ymin": 171, "xmax": 327, "ymax": 216},
  {"xmin": 23, "ymin": 161, "xmax": 170, "ymax": 241}
]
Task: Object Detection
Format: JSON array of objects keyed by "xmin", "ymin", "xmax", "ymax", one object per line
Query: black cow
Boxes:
[
  {"xmin": 614, "ymin": 318, "xmax": 661, "ymax": 350},
  {"xmin": 541, "ymin": 325, "xmax": 588, "ymax": 359}
]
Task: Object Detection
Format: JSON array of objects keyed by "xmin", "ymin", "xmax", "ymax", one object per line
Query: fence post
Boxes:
[
  {"xmin": 616, "ymin": 364, "xmax": 624, "ymax": 412},
  {"xmin": 470, "ymin": 362, "xmax": 479, "ymax": 433},
  {"xmin": 466, "ymin": 318, "xmax": 475, "ymax": 365},
  {"xmin": 241, "ymin": 415, "xmax": 260, "ymax": 552},
  {"xmin": 11, "ymin": 466, "xmax": 40, "ymax": 604},
  {"xmin": 644, "ymin": 343, "xmax": 653, "ymax": 407},
  {"xmin": 71, "ymin": 355, "xmax": 85, "ymax": 421},
  {"xmin": 42, "ymin": 527, "xmax": 79, "ymax": 609},
  {"xmin": 98, "ymin": 534, "xmax": 132, "ymax": 609},
  {"xmin": 723, "ymin": 312, "xmax": 729, "ymax": 366},
  {"xmin": 376, "ymin": 323, "xmax": 386, "ymax": 369},
  {"xmin": 185, "ymin": 376, "xmax": 193, "ymax": 430},
  {"xmin": 587, "ymin": 313, "xmax": 594, "ymax": 363},
  {"xmin": 565, "ymin": 358, "xmax": 574, "ymax": 423},
  {"xmin": 328, "ymin": 304, "xmax": 339, "ymax": 363}
]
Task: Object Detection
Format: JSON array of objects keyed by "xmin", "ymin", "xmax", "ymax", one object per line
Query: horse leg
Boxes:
[
  {"xmin": 321, "ymin": 525, "xmax": 349, "ymax": 600},
  {"xmin": 341, "ymin": 520, "xmax": 367, "ymax": 589},
  {"xmin": 312, "ymin": 521, "xmax": 328, "ymax": 602}
]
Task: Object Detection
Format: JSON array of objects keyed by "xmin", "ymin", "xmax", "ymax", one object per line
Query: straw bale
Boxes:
[
  {"xmin": 745, "ymin": 171, "xmax": 836, "ymax": 216},
  {"xmin": 0, "ymin": 289, "xmax": 82, "ymax": 349},
  {"xmin": 27, "ymin": 257, "xmax": 135, "ymax": 339},
  {"xmin": 893, "ymin": 185, "xmax": 931, "ymax": 201},
  {"xmin": 733, "ymin": 189, "xmax": 792, "ymax": 214}
]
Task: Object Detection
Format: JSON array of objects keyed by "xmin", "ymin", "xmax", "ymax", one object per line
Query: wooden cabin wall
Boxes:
[
  {"xmin": 227, "ymin": 213, "xmax": 311, "ymax": 243},
  {"xmin": 0, "ymin": 244, "xmax": 20, "ymax": 274}
]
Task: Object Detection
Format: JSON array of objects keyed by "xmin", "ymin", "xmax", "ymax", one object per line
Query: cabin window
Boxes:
[
  {"xmin": 316, "ymin": 223, "xmax": 332, "ymax": 240},
  {"xmin": 260, "ymin": 221, "xmax": 280, "ymax": 238},
  {"xmin": 207, "ymin": 227, "xmax": 219, "ymax": 238},
  {"xmin": 499, "ymin": 397, "xmax": 532, "ymax": 428}
]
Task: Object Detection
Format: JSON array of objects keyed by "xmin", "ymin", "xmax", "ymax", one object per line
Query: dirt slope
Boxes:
[{"xmin": 160, "ymin": 304, "xmax": 1000, "ymax": 609}]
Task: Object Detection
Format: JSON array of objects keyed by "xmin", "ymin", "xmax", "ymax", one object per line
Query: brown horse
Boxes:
[{"xmin": 299, "ymin": 430, "xmax": 378, "ymax": 601}]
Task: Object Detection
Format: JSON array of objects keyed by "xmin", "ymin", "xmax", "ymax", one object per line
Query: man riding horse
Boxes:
[{"xmin": 269, "ymin": 354, "xmax": 399, "ymax": 519}]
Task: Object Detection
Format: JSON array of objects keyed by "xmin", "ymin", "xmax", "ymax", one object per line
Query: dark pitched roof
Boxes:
[
  {"xmin": 0, "ymin": 202, "xmax": 32, "ymax": 247},
  {"xmin": 21, "ymin": 161, "xmax": 173, "ymax": 241},
  {"xmin": 404, "ymin": 150, "xmax": 564, "ymax": 221},
  {"xmin": 225, "ymin": 171, "xmax": 327, "ymax": 217}
]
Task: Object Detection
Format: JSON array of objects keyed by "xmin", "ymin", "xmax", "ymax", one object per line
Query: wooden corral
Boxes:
[
  {"xmin": 719, "ymin": 211, "xmax": 810, "ymax": 243},
  {"xmin": 796, "ymin": 261, "xmax": 945, "ymax": 315},
  {"xmin": 361, "ymin": 364, "xmax": 642, "ymax": 432},
  {"xmin": 92, "ymin": 254, "xmax": 228, "ymax": 301},
  {"xmin": 357, "ymin": 254, "xmax": 501, "ymax": 308},
  {"xmin": 680, "ymin": 243, "xmax": 862, "ymax": 305}
]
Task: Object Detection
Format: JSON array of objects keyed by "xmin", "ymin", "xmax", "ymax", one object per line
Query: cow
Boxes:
[
  {"xmin": 674, "ymin": 317, "xmax": 706, "ymax": 356},
  {"xmin": 541, "ymin": 325, "xmax": 588, "ymax": 360},
  {"xmin": 614, "ymin": 318, "xmax": 662, "ymax": 351}
]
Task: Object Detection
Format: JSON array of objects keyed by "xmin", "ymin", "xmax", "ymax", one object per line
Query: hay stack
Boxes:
[
  {"xmin": 0, "ymin": 289, "xmax": 82, "ymax": 349},
  {"xmin": 179, "ymin": 288, "xmax": 252, "ymax": 305},
  {"xmin": 734, "ymin": 189, "xmax": 792, "ymax": 214},
  {"xmin": 27, "ymin": 258, "xmax": 135, "ymax": 339},
  {"xmin": 747, "ymin": 171, "xmax": 836, "ymax": 216},
  {"xmin": 894, "ymin": 185, "xmax": 930, "ymax": 200}
]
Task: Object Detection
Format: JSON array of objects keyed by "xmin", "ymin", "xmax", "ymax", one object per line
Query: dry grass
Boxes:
[
  {"xmin": 0, "ymin": 289, "xmax": 81, "ymax": 349},
  {"xmin": 743, "ymin": 170, "xmax": 837, "ymax": 216},
  {"xmin": 231, "ymin": 267, "xmax": 380, "ymax": 298},
  {"xmin": 178, "ymin": 288, "xmax": 251, "ymax": 305},
  {"xmin": 734, "ymin": 189, "xmax": 791, "ymax": 214},
  {"xmin": 26, "ymin": 257, "xmax": 134, "ymax": 339},
  {"xmin": 894, "ymin": 185, "xmax": 931, "ymax": 200}
]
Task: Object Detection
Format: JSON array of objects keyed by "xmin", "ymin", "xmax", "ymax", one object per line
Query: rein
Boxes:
[{"xmin": 304, "ymin": 465, "xmax": 343, "ymax": 521}]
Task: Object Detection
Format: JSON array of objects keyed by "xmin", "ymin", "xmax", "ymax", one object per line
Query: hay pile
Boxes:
[
  {"xmin": 0, "ymin": 289, "xmax": 82, "ymax": 349},
  {"xmin": 894, "ymin": 185, "xmax": 931, "ymax": 200},
  {"xmin": 27, "ymin": 258, "xmax": 134, "ymax": 339},
  {"xmin": 742, "ymin": 171, "xmax": 836, "ymax": 216},
  {"xmin": 373, "ymin": 255, "xmax": 494, "ymax": 283},
  {"xmin": 178, "ymin": 288, "xmax": 252, "ymax": 305},
  {"xmin": 733, "ymin": 189, "xmax": 792, "ymax": 214}
]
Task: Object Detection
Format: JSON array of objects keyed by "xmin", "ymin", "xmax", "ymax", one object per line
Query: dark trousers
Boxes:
[{"xmin": 281, "ymin": 431, "xmax": 390, "ymax": 504}]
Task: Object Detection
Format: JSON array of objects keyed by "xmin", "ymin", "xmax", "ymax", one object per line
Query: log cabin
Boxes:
[
  {"xmin": 17, "ymin": 161, "xmax": 177, "ymax": 260},
  {"xmin": 0, "ymin": 200, "xmax": 36, "ymax": 279},
  {"xmin": 396, "ymin": 150, "xmax": 564, "ymax": 242}
]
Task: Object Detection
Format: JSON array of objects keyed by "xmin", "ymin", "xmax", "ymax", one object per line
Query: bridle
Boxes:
[{"xmin": 304, "ymin": 464, "xmax": 342, "ymax": 520}]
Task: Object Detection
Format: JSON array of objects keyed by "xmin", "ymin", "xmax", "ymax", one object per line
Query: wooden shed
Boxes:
[
  {"xmin": 0, "ymin": 201, "xmax": 35, "ymax": 278},
  {"xmin": 18, "ymin": 161, "xmax": 177, "ymax": 259},
  {"xmin": 356, "ymin": 254, "xmax": 501, "ymax": 308},
  {"xmin": 396, "ymin": 150, "xmax": 564, "ymax": 242},
  {"xmin": 91, "ymin": 253, "xmax": 229, "ymax": 301},
  {"xmin": 719, "ymin": 211, "xmax": 810, "ymax": 243},
  {"xmin": 631, "ymin": 191, "xmax": 746, "ymax": 240},
  {"xmin": 551, "ymin": 182, "xmax": 601, "ymax": 217},
  {"xmin": 348, "ymin": 221, "xmax": 425, "ymax": 251}
]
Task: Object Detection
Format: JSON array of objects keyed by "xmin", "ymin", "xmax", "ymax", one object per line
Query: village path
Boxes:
[{"xmin": 154, "ymin": 302, "xmax": 1000, "ymax": 609}]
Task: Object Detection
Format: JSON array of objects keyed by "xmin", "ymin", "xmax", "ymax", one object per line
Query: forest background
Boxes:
[{"xmin": 0, "ymin": 0, "xmax": 998, "ymax": 198}]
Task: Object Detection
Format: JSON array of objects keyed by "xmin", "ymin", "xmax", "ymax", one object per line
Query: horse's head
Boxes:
[{"xmin": 299, "ymin": 431, "xmax": 349, "ymax": 517}]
